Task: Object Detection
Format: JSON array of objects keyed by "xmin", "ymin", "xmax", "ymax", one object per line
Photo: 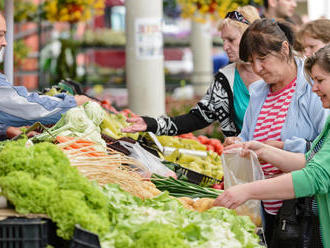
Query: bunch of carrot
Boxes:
[
  {"xmin": 177, "ymin": 133, "xmax": 223, "ymax": 155},
  {"xmin": 56, "ymin": 136, "xmax": 105, "ymax": 157}
]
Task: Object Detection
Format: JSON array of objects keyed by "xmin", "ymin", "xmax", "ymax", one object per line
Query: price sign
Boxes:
[{"xmin": 135, "ymin": 18, "xmax": 163, "ymax": 60}]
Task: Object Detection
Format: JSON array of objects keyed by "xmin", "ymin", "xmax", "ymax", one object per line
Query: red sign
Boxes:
[{"xmin": 106, "ymin": 0, "xmax": 124, "ymax": 6}]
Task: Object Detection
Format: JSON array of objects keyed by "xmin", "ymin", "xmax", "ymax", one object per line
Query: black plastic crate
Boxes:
[
  {"xmin": 70, "ymin": 225, "xmax": 101, "ymax": 248},
  {"xmin": 162, "ymin": 160, "xmax": 222, "ymax": 186},
  {"xmin": 178, "ymin": 166, "xmax": 222, "ymax": 186},
  {"xmin": 0, "ymin": 217, "xmax": 47, "ymax": 248},
  {"xmin": 46, "ymin": 219, "xmax": 70, "ymax": 248}
]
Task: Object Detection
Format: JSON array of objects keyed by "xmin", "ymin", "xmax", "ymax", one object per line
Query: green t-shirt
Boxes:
[
  {"xmin": 291, "ymin": 115, "xmax": 330, "ymax": 248},
  {"xmin": 233, "ymin": 68, "xmax": 250, "ymax": 130}
]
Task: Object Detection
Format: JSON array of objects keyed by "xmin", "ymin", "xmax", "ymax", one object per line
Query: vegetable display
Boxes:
[
  {"xmin": 165, "ymin": 149, "xmax": 223, "ymax": 180},
  {"xmin": 0, "ymin": 138, "xmax": 262, "ymax": 246},
  {"xmin": 101, "ymin": 112, "xmax": 139, "ymax": 140},
  {"xmin": 33, "ymin": 102, "xmax": 107, "ymax": 150},
  {"xmin": 178, "ymin": 133, "xmax": 224, "ymax": 155},
  {"xmin": 158, "ymin": 135, "xmax": 207, "ymax": 151},
  {"xmin": 0, "ymin": 98, "xmax": 263, "ymax": 246},
  {"xmin": 101, "ymin": 184, "xmax": 262, "ymax": 248},
  {"xmin": 0, "ymin": 139, "xmax": 110, "ymax": 240}
]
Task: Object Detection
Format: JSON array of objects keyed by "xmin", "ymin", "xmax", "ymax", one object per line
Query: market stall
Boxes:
[{"xmin": 0, "ymin": 90, "xmax": 264, "ymax": 247}]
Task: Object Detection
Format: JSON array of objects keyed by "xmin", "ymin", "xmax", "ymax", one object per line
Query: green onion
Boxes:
[{"xmin": 151, "ymin": 174, "xmax": 223, "ymax": 198}]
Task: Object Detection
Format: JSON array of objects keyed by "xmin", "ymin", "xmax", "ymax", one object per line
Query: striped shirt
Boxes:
[{"xmin": 253, "ymin": 78, "xmax": 297, "ymax": 215}]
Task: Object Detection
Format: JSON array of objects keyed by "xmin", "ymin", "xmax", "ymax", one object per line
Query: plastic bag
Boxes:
[
  {"xmin": 222, "ymin": 148, "xmax": 264, "ymax": 226},
  {"xmin": 119, "ymin": 140, "xmax": 177, "ymax": 178}
]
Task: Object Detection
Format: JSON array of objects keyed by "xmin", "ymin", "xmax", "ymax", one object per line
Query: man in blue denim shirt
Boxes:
[{"xmin": 0, "ymin": 13, "xmax": 90, "ymax": 139}]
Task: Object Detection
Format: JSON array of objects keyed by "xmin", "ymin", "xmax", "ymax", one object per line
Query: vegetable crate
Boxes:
[
  {"xmin": 70, "ymin": 225, "xmax": 101, "ymax": 248},
  {"xmin": 178, "ymin": 166, "xmax": 222, "ymax": 185},
  {"xmin": 0, "ymin": 217, "xmax": 48, "ymax": 248}
]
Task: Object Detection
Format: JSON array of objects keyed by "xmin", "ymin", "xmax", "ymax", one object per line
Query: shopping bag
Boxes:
[
  {"xmin": 222, "ymin": 148, "xmax": 264, "ymax": 226},
  {"xmin": 119, "ymin": 140, "xmax": 177, "ymax": 178}
]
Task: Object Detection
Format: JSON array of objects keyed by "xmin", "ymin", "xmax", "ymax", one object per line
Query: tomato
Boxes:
[
  {"xmin": 179, "ymin": 133, "xmax": 194, "ymax": 139},
  {"xmin": 209, "ymin": 138, "xmax": 221, "ymax": 146},
  {"xmin": 220, "ymin": 181, "xmax": 224, "ymax": 190},
  {"xmin": 120, "ymin": 108, "xmax": 137, "ymax": 118},
  {"xmin": 218, "ymin": 145, "xmax": 224, "ymax": 155},
  {"xmin": 213, "ymin": 143, "xmax": 224, "ymax": 155},
  {"xmin": 206, "ymin": 145, "xmax": 215, "ymax": 152},
  {"xmin": 101, "ymin": 99, "xmax": 110, "ymax": 105},
  {"xmin": 197, "ymin": 135, "xmax": 209, "ymax": 144},
  {"xmin": 212, "ymin": 183, "xmax": 222, "ymax": 190}
]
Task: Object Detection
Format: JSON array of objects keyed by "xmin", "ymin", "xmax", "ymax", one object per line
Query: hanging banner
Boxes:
[{"xmin": 135, "ymin": 18, "xmax": 163, "ymax": 60}]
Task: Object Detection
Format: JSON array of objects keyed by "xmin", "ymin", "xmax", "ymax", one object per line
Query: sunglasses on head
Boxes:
[{"xmin": 225, "ymin": 11, "xmax": 249, "ymax": 25}]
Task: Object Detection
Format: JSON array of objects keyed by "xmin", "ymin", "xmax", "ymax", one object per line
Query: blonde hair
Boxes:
[
  {"xmin": 299, "ymin": 19, "xmax": 330, "ymax": 44},
  {"xmin": 218, "ymin": 5, "xmax": 260, "ymax": 33}
]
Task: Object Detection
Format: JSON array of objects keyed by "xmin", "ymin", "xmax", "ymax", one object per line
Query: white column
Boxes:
[
  {"xmin": 4, "ymin": 0, "xmax": 14, "ymax": 85},
  {"xmin": 191, "ymin": 20, "xmax": 212, "ymax": 96},
  {"xmin": 307, "ymin": 0, "xmax": 330, "ymax": 19},
  {"xmin": 125, "ymin": 0, "xmax": 165, "ymax": 117},
  {"xmin": 325, "ymin": 0, "xmax": 330, "ymax": 19}
]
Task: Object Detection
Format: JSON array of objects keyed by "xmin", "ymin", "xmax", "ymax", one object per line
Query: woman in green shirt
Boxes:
[{"xmin": 214, "ymin": 44, "xmax": 330, "ymax": 247}]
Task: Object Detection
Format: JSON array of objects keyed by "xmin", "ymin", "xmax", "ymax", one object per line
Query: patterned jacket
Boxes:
[{"xmin": 143, "ymin": 63, "xmax": 241, "ymax": 137}]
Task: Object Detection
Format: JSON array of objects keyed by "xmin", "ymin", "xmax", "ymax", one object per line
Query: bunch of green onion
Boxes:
[{"xmin": 151, "ymin": 174, "xmax": 223, "ymax": 199}]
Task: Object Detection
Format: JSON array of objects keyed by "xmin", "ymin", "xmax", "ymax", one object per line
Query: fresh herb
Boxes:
[
  {"xmin": 151, "ymin": 174, "xmax": 223, "ymax": 199},
  {"xmin": 0, "ymin": 139, "xmax": 110, "ymax": 240}
]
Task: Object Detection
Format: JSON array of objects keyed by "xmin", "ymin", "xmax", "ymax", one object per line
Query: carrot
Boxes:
[
  {"xmin": 56, "ymin": 136, "xmax": 73, "ymax": 143},
  {"xmin": 56, "ymin": 136, "xmax": 105, "ymax": 156},
  {"xmin": 56, "ymin": 136, "xmax": 95, "ymax": 146},
  {"xmin": 75, "ymin": 140, "xmax": 96, "ymax": 145}
]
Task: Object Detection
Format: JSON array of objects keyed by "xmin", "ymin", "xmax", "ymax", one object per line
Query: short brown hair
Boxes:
[
  {"xmin": 304, "ymin": 44, "xmax": 330, "ymax": 84},
  {"xmin": 239, "ymin": 19, "xmax": 295, "ymax": 62},
  {"xmin": 298, "ymin": 19, "xmax": 330, "ymax": 44}
]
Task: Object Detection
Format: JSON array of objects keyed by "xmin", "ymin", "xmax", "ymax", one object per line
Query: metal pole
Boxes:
[
  {"xmin": 125, "ymin": 0, "xmax": 165, "ymax": 117},
  {"xmin": 191, "ymin": 20, "xmax": 212, "ymax": 96},
  {"xmin": 4, "ymin": 0, "xmax": 14, "ymax": 85},
  {"xmin": 37, "ymin": 1, "xmax": 43, "ymax": 90}
]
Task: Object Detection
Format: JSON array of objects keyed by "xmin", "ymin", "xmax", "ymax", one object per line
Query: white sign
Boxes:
[{"xmin": 135, "ymin": 18, "xmax": 163, "ymax": 60}]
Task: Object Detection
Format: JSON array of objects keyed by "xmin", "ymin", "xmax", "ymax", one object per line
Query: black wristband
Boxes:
[{"xmin": 142, "ymin": 116, "xmax": 158, "ymax": 133}]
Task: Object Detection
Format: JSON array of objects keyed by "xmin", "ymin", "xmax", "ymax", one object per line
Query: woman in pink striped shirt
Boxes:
[{"xmin": 223, "ymin": 19, "xmax": 328, "ymax": 247}]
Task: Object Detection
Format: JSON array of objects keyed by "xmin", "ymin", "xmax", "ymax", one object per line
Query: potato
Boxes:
[
  {"xmin": 192, "ymin": 198, "xmax": 215, "ymax": 212},
  {"xmin": 177, "ymin": 197, "xmax": 194, "ymax": 210}
]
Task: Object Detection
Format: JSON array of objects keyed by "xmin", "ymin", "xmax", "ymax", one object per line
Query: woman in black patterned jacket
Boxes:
[{"xmin": 122, "ymin": 6, "xmax": 261, "ymax": 138}]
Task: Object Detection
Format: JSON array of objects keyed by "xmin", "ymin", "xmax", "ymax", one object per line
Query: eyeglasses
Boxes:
[{"xmin": 225, "ymin": 11, "xmax": 249, "ymax": 25}]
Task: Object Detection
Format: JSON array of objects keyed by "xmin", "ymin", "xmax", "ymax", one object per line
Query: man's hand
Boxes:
[
  {"xmin": 74, "ymin": 95, "xmax": 92, "ymax": 106},
  {"xmin": 6, "ymin": 126, "xmax": 39, "ymax": 139},
  {"xmin": 6, "ymin": 127, "xmax": 22, "ymax": 138},
  {"xmin": 121, "ymin": 116, "xmax": 147, "ymax": 133}
]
